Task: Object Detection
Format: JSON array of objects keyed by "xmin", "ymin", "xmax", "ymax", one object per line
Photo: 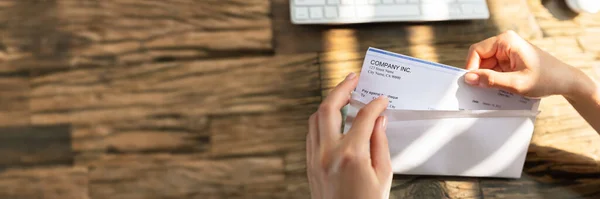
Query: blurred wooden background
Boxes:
[{"xmin": 0, "ymin": 0, "xmax": 598, "ymax": 198}]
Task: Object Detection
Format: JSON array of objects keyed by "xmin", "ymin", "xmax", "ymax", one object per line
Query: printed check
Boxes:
[{"xmin": 354, "ymin": 47, "xmax": 540, "ymax": 111}]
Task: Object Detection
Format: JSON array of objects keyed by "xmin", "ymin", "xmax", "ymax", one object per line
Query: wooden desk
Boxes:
[{"xmin": 0, "ymin": 0, "xmax": 597, "ymax": 198}]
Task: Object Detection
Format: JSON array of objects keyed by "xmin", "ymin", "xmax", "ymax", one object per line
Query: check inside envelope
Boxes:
[{"xmin": 343, "ymin": 100, "xmax": 538, "ymax": 178}]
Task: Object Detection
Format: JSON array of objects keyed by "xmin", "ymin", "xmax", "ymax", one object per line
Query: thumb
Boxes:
[
  {"xmin": 464, "ymin": 69, "xmax": 525, "ymax": 93},
  {"xmin": 370, "ymin": 116, "xmax": 392, "ymax": 182}
]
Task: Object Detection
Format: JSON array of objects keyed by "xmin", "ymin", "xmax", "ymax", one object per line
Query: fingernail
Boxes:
[
  {"xmin": 345, "ymin": 72, "xmax": 356, "ymax": 80},
  {"xmin": 465, "ymin": 73, "xmax": 479, "ymax": 85},
  {"xmin": 381, "ymin": 116, "xmax": 387, "ymax": 131},
  {"xmin": 479, "ymin": 82, "xmax": 489, "ymax": 88}
]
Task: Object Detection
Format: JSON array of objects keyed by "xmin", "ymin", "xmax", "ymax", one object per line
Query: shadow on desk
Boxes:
[{"xmin": 389, "ymin": 144, "xmax": 600, "ymax": 199}]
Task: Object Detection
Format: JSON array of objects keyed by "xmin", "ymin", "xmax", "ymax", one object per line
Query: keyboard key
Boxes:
[
  {"xmin": 368, "ymin": 0, "xmax": 382, "ymax": 4},
  {"xmin": 422, "ymin": 4, "xmax": 463, "ymax": 17},
  {"xmin": 295, "ymin": 7, "xmax": 310, "ymax": 19},
  {"xmin": 383, "ymin": 0, "xmax": 395, "ymax": 3},
  {"xmin": 395, "ymin": 0, "xmax": 407, "ymax": 3},
  {"xmin": 422, "ymin": 0, "xmax": 455, "ymax": 2},
  {"xmin": 310, "ymin": 7, "xmax": 324, "ymax": 19},
  {"xmin": 324, "ymin": 6, "xmax": 338, "ymax": 18},
  {"xmin": 341, "ymin": 0, "xmax": 354, "ymax": 4},
  {"xmin": 421, "ymin": 4, "xmax": 455, "ymax": 18},
  {"xmin": 449, "ymin": 4, "xmax": 461, "ymax": 15},
  {"xmin": 355, "ymin": 0, "xmax": 369, "ymax": 4},
  {"xmin": 295, "ymin": 0, "xmax": 326, "ymax": 5},
  {"xmin": 356, "ymin": 7, "xmax": 376, "ymax": 17},
  {"xmin": 339, "ymin": 6, "xmax": 356, "ymax": 18},
  {"xmin": 461, "ymin": 4, "xmax": 487, "ymax": 14},
  {"xmin": 327, "ymin": 0, "xmax": 341, "ymax": 4},
  {"xmin": 355, "ymin": 5, "xmax": 420, "ymax": 17},
  {"xmin": 408, "ymin": 0, "xmax": 419, "ymax": 3}
]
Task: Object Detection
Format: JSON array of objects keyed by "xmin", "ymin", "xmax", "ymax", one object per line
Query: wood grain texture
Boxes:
[
  {"xmin": 0, "ymin": 77, "xmax": 28, "ymax": 111},
  {"xmin": 0, "ymin": 111, "xmax": 28, "ymax": 127},
  {"xmin": 0, "ymin": 0, "xmax": 272, "ymax": 72},
  {"xmin": 209, "ymin": 106, "xmax": 317, "ymax": 157},
  {"xmin": 273, "ymin": 0, "xmax": 541, "ymax": 54},
  {"xmin": 0, "ymin": 76, "xmax": 29, "ymax": 126},
  {"xmin": 30, "ymin": 55, "xmax": 320, "ymax": 124},
  {"xmin": 578, "ymin": 35, "xmax": 600, "ymax": 54},
  {"xmin": 0, "ymin": 125, "xmax": 72, "ymax": 168},
  {"xmin": 283, "ymin": 150, "xmax": 310, "ymax": 199},
  {"xmin": 72, "ymin": 115, "xmax": 209, "ymax": 154},
  {"xmin": 390, "ymin": 177, "xmax": 482, "ymax": 199},
  {"xmin": 28, "ymin": 54, "xmax": 320, "ymax": 154},
  {"xmin": 0, "ymin": 167, "xmax": 89, "ymax": 199},
  {"xmin": 527, "ymin": 0, "xmax": 600, "ymax": 37},
  {"xmin": 481, "ymin": 145, "xmax": 600, "ymax": 199},
  {"xmin": 0, "ymin": 0, "xmax": 596, "ymax": 198},
  {"xmin": 215, "ymin": 107, "xmax": 319, "ymax": 198},
  {"xmin": 281, "ymin": 174, "xmax": 310, "ymax": 199},
  {"xmin": 80, "ymin": 154, "xmax": 285, "ymax": 199}
]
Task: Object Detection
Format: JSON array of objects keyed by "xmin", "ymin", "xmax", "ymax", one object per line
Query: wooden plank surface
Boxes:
[
  {"xmin": 390, "ymin": 177, "xmax": 483, "ymax": 199},
  {"xmin": 0, "ymin": 75, "xmax": 29, "ymax": 126},
  {"xmin": 79, "ymin": 154, "xmax": 285, "ymax": 199},
  {"xmin": 0, "ymin": 0, "xmax": 598, "ymax": 198},
  {"xmin": 0, "ymin": 0, "xmax": 272, "ymax": 71},
  {"xmin": 72, "ymin": 115, "xmax": 210, "ymax": 154},
  {"xmin": 0, "ymin": 125, "xmax": 72, "ymax": 169},
  {"xmin": 209, "ymin": 106, "xmax": 317, "ymax": 157},
  {"xmin": 283, "ymin": 150, "xmax": 311, "ymax": 199},
  {"xmin": 29, "ymin": 55, "xmax": 320, "ymax": 124},
  {"xmin": 578, "ymin": 35, "xmax": 600, "ymax": 57},
  {"xmin": 527, "ymin": 0, "xmax": 600, "ymax": 37},
  {"xmin": 27, "ymin": 54, "xmax": 320, "ymax": 155},
  {"xmin": 273, "ymin": 0, "xmax": 541, "ymax": 54},
  {"xmin": 481, "ymin": 144, "xmax": 600, "ymax": 199},
  {"xmin": 0, "ymin": 167, "xmax": 89, "ymax": 199}
]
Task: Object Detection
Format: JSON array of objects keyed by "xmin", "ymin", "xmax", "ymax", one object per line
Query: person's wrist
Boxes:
[{"xmin": 563, "ymin": 65, "xmax": 598, "ymax": 101}]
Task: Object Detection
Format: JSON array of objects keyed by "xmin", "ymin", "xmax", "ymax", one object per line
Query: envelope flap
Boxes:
[{"xmin": 348, "ymin": 99, "xmax": 540, "ymax": 121}]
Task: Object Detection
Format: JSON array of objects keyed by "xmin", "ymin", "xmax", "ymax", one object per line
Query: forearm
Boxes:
[{"xmin": 564, "ymin": 68, "xmax": 600, "ymax": 132}]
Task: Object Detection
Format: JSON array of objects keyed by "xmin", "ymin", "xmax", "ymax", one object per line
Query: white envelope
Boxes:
[{"xmin": 343, "ymin": 100, "xmax": 538, "ymax": 178}]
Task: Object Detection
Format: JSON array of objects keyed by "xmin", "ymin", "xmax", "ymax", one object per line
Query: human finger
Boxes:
[
  {"xmin": 480, "ymin": 58, "xmax": 498, "ymax": 70},
  {"xmin": 307, "ymin": 113, "xmax": 318, "ymax": 169},
  {"xmin": 345, "ymin": 95, "xmax": 389, "ymax": 149},
  {"xmin": 370, "ymin": 116, "xmax": 392, "ymax": 181},
  {"xmin": 466, "ymin": 36, "xmax": 499, "ymax": 70},
  {"xmin": 306, "ymin": 113, "xmax": 319, "ymax": 198},
  {"xmin": 318, "ymin": 73, "xmax": 358, "ymax": 145},
  {"xmin": 465, "ymin": 69, "xmax": 528, "ymax": 94}
]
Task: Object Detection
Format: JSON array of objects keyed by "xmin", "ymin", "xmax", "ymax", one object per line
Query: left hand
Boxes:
[{"xmin": 306, "ymin": 72, "xmax": 393, "ymax": 199}]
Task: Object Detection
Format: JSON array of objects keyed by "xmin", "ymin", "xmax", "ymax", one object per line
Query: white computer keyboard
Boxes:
[{"xmin": 290, "ymin": 0, "xmax": 490, "ymax": 24}]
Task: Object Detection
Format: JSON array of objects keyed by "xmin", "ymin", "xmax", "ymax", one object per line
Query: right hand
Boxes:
[
  {"xmin": 464, "ymin": 30, "xmax": 586, "ymax": 98},
  {"xmin": 307, "ymin": 72, "xmax": 392, "ymax": 199}
]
